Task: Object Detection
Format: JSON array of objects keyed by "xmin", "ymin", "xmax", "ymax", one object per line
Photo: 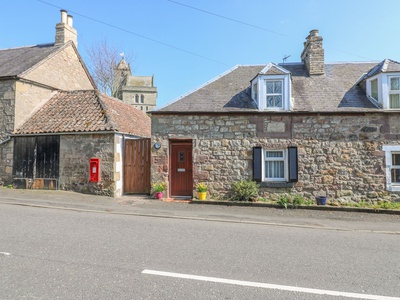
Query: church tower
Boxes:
[
  {"xmin": 113, "ymin": 57, "xmax": 131, "ymax": 99},
  {"xmin": 113, "ymin": 57, "xmax": 157, "ymax": 112}
]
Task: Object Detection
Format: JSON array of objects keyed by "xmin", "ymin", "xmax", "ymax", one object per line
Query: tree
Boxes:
[{"xmin": 85, "ymin": 38, "xmax": 134, "ymax": 98}]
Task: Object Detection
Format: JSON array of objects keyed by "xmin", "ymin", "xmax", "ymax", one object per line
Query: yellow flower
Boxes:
[
  {"xmin": 196, "ymin": 183, "xmax": 208, "ymax": 192},
  {"xmin": 152, "ymin": 182, "xmax": 166, "ymax": 192}
]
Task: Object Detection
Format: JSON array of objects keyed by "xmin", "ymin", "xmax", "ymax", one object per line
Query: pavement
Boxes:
[{"xmin": 1, "ymin": 187, "xmax": 400, "ymax": 234}]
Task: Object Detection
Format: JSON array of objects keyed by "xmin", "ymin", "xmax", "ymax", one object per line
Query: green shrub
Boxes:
[
  {"xmin": 278, "ymin": 195, "xmax": 290, "ymax": 209},
  {"xmin": 278, "ymin": 194, "xmax": 310, "ymax": 209},
  {"xmin": 230, "ymin": 180, "xmax": 259, "ymax": 201}
]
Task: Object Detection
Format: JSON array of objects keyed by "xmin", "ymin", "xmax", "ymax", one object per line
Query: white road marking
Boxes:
[
  {"xmin": 0, "ymin": 252, "xmax": 11, "ymax": 256},
  {"xmin": 142, "ymin": 269, "xmax": 400, "ymax": 300}
]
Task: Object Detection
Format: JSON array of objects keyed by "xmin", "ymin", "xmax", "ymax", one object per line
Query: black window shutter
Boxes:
[
  {"xmin": 253, "ymin": 147, "xmax": 262, "ymax": 182},
  {"xmin": 288, "ymin": 146, "xmax": 298, "ymax": 182}
]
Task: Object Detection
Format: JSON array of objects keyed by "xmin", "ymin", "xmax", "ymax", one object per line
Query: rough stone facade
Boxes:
[
  {"xmin": 0, "ymin": 80, "xmax": 16, "ymax": 141},
  {"xmin": 59, "ymin": 133, "xmax": 116, "ymax": 196},
  {"xmin": 122, "ymin": 76, "xmax": 157, "ymax": 112},
  {"xmin": 151, "ymin": 113, "xmax": 400, "ymax": 202},
  {"xmin": 0, "ymin": 44, "xmax": 94, "ymax": 186},
  {"xmin": 0, "ymin": 80, "xmax": 16, "ymax": 184},
  {"xmin": 22, "ymin": 44, "xmax": 93, "ymax": 91}
]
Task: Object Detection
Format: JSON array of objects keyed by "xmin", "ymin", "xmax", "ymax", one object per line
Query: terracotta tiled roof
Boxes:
[
  {"xmin": 14, "ymin": 90, "xmax": 150, "ymax": 137},
  {"xmin": 154, "ymin": 61, "xmax": 387, "ymax": 113}
]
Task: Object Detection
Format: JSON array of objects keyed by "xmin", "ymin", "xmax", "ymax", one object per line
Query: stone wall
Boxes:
[
  {"xmin": 0, "ymin": 80, "xmax": 15, "ymax": 141},
  {"xmin": 15, "ymin": 82, "xmax": 57, "ymax": 129},
  {"xmin": 22, "ymin": 44, "xmax": 93, "ymax": 91},
  {"xmin": 0, "ymin": 80, "xmax": 16, "ymax": 184},
  {"xmin": 151, "ymin": 113, "xmax": 400, "ymax": 202},
  {"xmin": 59, "ymin": 133, "xmax": 116, "ymax": 196}
]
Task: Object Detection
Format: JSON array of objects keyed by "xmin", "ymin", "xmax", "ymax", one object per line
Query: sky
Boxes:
[{"xmin": 2, "ymin": 0, "xmax": 400, "ymax": 108}]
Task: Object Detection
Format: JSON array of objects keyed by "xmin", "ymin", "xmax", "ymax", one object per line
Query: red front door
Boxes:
[{"xmin": 170, "ymin": 141, "xmax": 193, "ymax": 197}]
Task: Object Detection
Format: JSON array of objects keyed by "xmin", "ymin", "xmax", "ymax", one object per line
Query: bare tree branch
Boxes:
[{"xmin": 85, "ymin": 38, "xmax": 135, "ymax": 97}]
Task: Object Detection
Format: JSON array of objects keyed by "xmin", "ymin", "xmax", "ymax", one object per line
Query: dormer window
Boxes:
[
  {"xmin": 251, "ymin": 63, "xmax": 291, "ymax": 111},
  {"xmin": 367, "ymin": 73, "xmax": 400, "ymax": 109}
]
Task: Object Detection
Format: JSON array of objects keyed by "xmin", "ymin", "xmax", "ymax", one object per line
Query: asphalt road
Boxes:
[{"xmin": 1, "ymin": 193, "xmax": 400, "ymax": 299}]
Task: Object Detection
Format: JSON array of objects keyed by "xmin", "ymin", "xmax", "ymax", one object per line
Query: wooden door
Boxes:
[
  {"xmin": 170, "ymin": 141, "xmax": 193, "ymax": 197},
  {"xmin": 124, "ymin": 138, "xmax": 151, "ymax": 194}
]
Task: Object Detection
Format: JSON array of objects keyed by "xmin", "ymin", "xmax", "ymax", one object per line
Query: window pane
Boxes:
[
  {"xmin": 390, "ymin": 78, "xmax": 400, "ymax": 91},
  {"xmin": 266, "ymin": 82, "xmax": 274, "ymax": 93},
  {"xmin": 392, "ymin": 154, "xmax": 400, "ymax": 166},
  {"xmin": 266, "ymin": 96, "xmax": 282, "ymax": 107},
  {"xmin": 274, "ymin": 95, "xmax": 282, "ymax": 107},
  {"xmin": 267, "ymin": 96, "xmax": 274, "ymax": 107},
  {"xmin": 371, "ymin": 79, "xmax": 378, "ymax": 100},
  {"xmin": 266, "ymin": 151, "xmax": 283, "ymax": 158},
  {"xmin": 390, "ymin": 94, "xmax": 400, "ymax": 108},
  {"xmin": 274, "ymin": 81, "xmax": 282, "ymax": 93},
  {"xmin": 266, "ymin": 161, "xmax": 284, "ymax": 178},
  {"xmin": 391, "ymin": 169, "xmax": 400, "ymax": 183}
]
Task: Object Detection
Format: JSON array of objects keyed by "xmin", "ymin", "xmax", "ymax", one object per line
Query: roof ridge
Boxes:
[
  {"xmin": 0, "ymin": 43, "xmax": 56, "ymax": 51},
  {"xmin": 96, "ymin": 91, "xmax": 117, "ymax": 131},
  {"xmin": 18, "ymin": 42, "xmax": 71, "ymax": 78}
]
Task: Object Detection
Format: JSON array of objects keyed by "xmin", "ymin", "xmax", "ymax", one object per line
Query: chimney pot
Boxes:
[
  {"xmin": 310, "ymin": 29, "xmax": 319, "ymax": 37},
  {"xmin": 67, "ymin": 15, "xmax": 73, "ymax": 27},
  {"xmin": 60, "ymin": 10, "xmax": 67, "ymax": 24}
]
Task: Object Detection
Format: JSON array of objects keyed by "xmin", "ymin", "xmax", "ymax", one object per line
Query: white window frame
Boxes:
[
  {"xmin": 263, "ymin": 149, "xmax": 288, "ymax": 182},
  {"xmin": 250, "ymin": 64, "xmax": 291, "ymax": 111},
  {"xmin": 265, "ymin": 79, "xmax": 284, "ymax": 109},
  {"xmin": 388, "ymin": 76, "xmax": 400, "ymax": 109},
  {"xmin": 251, "ymin": 75, "xmax": 291, "ymax": 111},
  {"xmin": 367, "ymin": 75, "xmax": 381, "ymax": 106},
  {"xmin": 370, "ymin": 73, "xmax": 400, "ymax": 109},
  {"xmin": 252, "ymin": 81, "xmax": 258, "ymax": 102},
  {"xmin": 382, "ymin": 145, "xmax": 400, "ymax": 191}
]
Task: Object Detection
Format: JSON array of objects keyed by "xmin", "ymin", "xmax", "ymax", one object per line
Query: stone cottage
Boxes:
[
  {"xmin": 150, "ymin": 29, "xmax": 400, "ymax": 202},
  {"xmin": 0, "ymin": 10, "xmax": 151, "ymax": 196}
]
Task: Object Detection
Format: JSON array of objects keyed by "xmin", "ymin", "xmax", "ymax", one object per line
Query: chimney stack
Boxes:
[
  {"xmin": 301, "ymin": 29, "xmax": 324, "ymax": 76},
  {"xmin": 55, "ymin": 10, "xmax": 78, "ymax": 47}
]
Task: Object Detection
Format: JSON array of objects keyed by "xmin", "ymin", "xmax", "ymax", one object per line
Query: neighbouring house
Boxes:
[
  {"xmin": 150, "ymin": 29, "xmax": 400, "ymax": 203},
  {"xmin": 113, "ymin": 57, "xmax": 158, "ymax": 112},
  {"xmin": 0, "ymin": 10, "xmax": 151, "ymax": 196}
]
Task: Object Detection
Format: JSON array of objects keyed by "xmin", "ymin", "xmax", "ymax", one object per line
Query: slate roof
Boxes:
[
  {"xmin": 364, "ymin": 59, "xmax": 400, "ymax": 78},
  {"xmin": 154, "ymin": 61, "xmax": 387, "ymax": 113},
  {"xmin": 0, "ymin": 43, "xmax": 63, "ymax": 77},
  {"xmin": 14, "ymin": 90, "xmax": 151, "ymax": 137}
]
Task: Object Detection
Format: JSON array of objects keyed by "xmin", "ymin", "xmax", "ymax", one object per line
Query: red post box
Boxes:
[{"xmin": 90, "ymin": 158, "xmax": 100, "ymax": 182}]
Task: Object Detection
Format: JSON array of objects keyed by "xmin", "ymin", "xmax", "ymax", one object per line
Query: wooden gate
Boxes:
[{"xmin": 123, "ymin": 138, "xmax": 151, "ymax": 194}]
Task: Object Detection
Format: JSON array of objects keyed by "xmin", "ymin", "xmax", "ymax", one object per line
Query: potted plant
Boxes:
[
  {"xmin": 152, "ymin": 182, "xmax": 166, "ymax": 199},
  {"xmin": 196, "ymin": 182, "xmax": 208, "ymax": 200}
]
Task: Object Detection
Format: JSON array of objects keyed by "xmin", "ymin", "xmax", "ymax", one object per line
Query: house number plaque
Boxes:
[{"xmin": 177, "ymin": 168, "xmax": 185, "ymax": 172}]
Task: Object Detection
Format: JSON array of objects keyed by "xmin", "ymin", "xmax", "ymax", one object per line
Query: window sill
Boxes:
[{"xmin": 260, "ymin": 181, "xmax": 294, "ymax": 188}]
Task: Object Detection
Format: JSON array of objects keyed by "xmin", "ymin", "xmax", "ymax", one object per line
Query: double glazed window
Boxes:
[
  {"xmin": 265, "ymin": 150, "xmax": 285, "ymax": 181},
  {"xmin": 266, "ymin": 80, "xmax": 283, "ymax": 108},
  {"xmin": 390, "ymin": 152, "xmax": 400, "ymax": 184},
  {"xmin": 389, "ymin": 77, "xmax": 400, "ymax": 109},
  {"xmin": 382, "ymin": 145, "xmax": 400, "ymax": 191},
  {"xmin": 253, "ymin": 147, "xmax": 298, "ymax": 184}
]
